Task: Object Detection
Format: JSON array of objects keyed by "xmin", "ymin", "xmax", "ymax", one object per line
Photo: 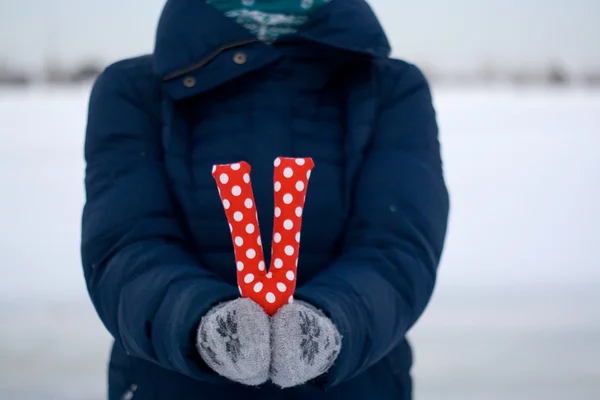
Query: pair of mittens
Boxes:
[{"xmin": 196, "ymin": 298, "xmax": 341, "ymax": 387}]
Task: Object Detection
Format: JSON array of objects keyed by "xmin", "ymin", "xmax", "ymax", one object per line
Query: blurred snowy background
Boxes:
[{"xmin": 1, "ymin": 1, "xmax": 599, "ymax": 399}]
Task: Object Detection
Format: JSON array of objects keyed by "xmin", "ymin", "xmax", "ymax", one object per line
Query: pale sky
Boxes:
[{"xmin": 1, "ymin": 0, "xmax": 599, "ymax": 72}]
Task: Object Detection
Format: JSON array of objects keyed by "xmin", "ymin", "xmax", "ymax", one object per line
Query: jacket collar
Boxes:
[
  {"xmin": 153, "ymin": 0, "xmax": 390, "ymax": 98},
  {"xmin": 296, "ymin": 0, "xmax": 391, "ymax": 58}
]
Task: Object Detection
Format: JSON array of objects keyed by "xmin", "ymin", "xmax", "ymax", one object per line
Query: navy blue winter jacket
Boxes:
[{"xmin": 81, "ymin": 0, "xmax": 449, "ymax": 398}]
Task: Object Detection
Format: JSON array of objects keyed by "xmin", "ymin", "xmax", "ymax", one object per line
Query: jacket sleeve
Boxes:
[
  {"xmin": 295, "ymin": 62, "xmax": 450, "ymax": 387},
  {"xmin": 81, "ymin": 63, "xmax": 239, "ymax": 382}
]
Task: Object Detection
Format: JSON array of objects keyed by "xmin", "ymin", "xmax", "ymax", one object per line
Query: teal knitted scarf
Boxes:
[{"xmin": 206, "ymin": 0, "xmax": 331, "ymax": 42}]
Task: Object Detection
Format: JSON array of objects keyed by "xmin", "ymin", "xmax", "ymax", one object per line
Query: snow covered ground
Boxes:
[{"xmin": 0, "ymin": 85, "xmax": 599, "ymax": 399}]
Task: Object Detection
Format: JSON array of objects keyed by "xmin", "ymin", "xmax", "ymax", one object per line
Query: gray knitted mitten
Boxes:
[
  {"xmin": 270, "ymin": 300, "xmax": 342, "ymax": 388},
  {"xmin": 196, "ymin": 298, "xmax": 270, "ymax": 385}
]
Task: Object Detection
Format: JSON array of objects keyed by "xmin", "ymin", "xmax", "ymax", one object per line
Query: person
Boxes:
[{"xmin": 81, "ymin": 0, "xmax": 450, "ymax": 398}]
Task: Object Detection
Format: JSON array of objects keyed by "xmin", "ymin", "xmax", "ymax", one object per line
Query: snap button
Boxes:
[
  {"xmin": 233, "ymin": 52, "xmax": 247, "ymax": 65},
  {"xmin": 183, "ymin": 76, "xmax": 196, "ymax": 88}
]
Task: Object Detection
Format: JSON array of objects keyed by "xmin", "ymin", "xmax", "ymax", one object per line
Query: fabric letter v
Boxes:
[{"xmin": 212, "ymin": 157, "xmax": 315, "ymax": 316}]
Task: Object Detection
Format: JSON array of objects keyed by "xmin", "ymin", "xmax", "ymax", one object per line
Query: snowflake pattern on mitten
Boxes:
[{"xmin": 212, "ymin": 157, "xmax": 314, "ymax": 316}]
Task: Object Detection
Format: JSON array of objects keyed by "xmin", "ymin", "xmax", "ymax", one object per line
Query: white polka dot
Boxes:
[
  {"xmin": 274, "ymin": 158, "xmax": 281, "ymax": 167},
  {"xmin": 274, "ymin": 258, "xmax": 283, "ymax": 268},
  {"xmin": 231, "ymin": 163, "xmax": 241, "ymax": 170},
  {"xmin": 277, "ymin": 282, "xmax": 287, "ymax": 292},
  {"xmin": 232, "ymin": 186, "xmax": 241, "ymax": 196},
  {"xmin": 288, "ymin": 296, "xmax": 294, "ymax": 304},
  {"xmin": 296, "ymin": 232, "xmax": 301, "ymax": 242},
  {"xmin": 212, "ymin": 165, "xmax": 217, "ymax": 173},
  {"xmin": 295, "ymin": 259, "xmax": 298, "ymax": 266},
  {"xmin": 274, "ymin": 181, "xmax": 281, "ymax": 192},
  {"xmin": 295, "ymin": 159, "xmax": 305, "ymax": 166},
  {"xmin": 283, "ymin": 167, "xmax": 293, "ymax": 178},
  {"xmin": 307, "ymin": 170, "xmax": 311, "ymax": 179},
  {"xmin": 275, "ymin": 207, "xmax": 281, "ymax": 217},
  {"xmin": 266, "ymin": 292, "xmax": 276, "ymax": 303},
  {"xmin": 234, "ymin": 211, "xmax": 243, "ymax": 221},
  {"xmin": 219, "ymin": 173, "xmax": 229, "ymax": 184},
  {"xmin": 286, "ymin": 271, "xmax": 295, "ymax": 281},
  {"xmin": 238, "ymin": 285, "xmax": 242, "ymax": 294},
  {"xmin": 295, "ymin": 181, "xmax": 305, "ymax": 191},
  {"xmin": 237, "ymin": 261, "xmax": 244, "ymax": 271},
  {"xmin": 246, "ymin": 248, "xmax": 256, "ymax": 259},
  {"xmin": 246, "ymin": 223, "xmax": 255, "ymax": 234},
  {"xmin": 284, "ymin": 220, "xmax": 293, "ymax": 230},
  {"xmin": 235, "ymin": 237, "xmax": 244, "ymax": 246},
  {"xmin": 274, "ymin": 233, "xmax": 282, "ymax": 243},
  {"xmin": 283, "ymin": 194, "xmax": 293, "ymax": 204},
  {"xmin": 244, "ymin": 198, "xmax": 253, "ymax": 208},
  {"xmin": 295, "ymin": 207, "xmax": 302, "ymax": 217},
  {"xmin": 223, "ymin": 199, "xmax": 230, "ymax": 209},
  {"xmin": 266, "ymin": 272, "xmax": 273, "ymax": 279},
  {"xmin": 228, "ymin": 223, "xmax": 233, "ymax": 232},
  {"xmin": 253, "ymin": 282, "xmax": 263, "ymax": 293},
  {"xmin": 285, "ymin": 245, "xmax": 294, "ymax": 256},
  {"xmin": 257, "ymin": 236, "xmax": 262, "ymax": 246},
  {"xmin": 244, "ymin": 273, "xmax": 254, "ymax": 283},
  {"xmin": 258, "ymin": 261, "xmax": 265, "ymax": 271},
  {"xmin": 243, "ymin": 173, "xmax": 250, "ymax": 183}
]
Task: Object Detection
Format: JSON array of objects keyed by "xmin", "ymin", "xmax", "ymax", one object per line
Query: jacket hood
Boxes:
[{"xmin": 153, "ymin": 0, "xmax": 390, "ymax": 81}]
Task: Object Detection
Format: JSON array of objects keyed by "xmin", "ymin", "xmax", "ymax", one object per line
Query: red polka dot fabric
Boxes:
[{"xmin": 212, "ymin": 157, "xmax": 315, "ymax": 316}]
